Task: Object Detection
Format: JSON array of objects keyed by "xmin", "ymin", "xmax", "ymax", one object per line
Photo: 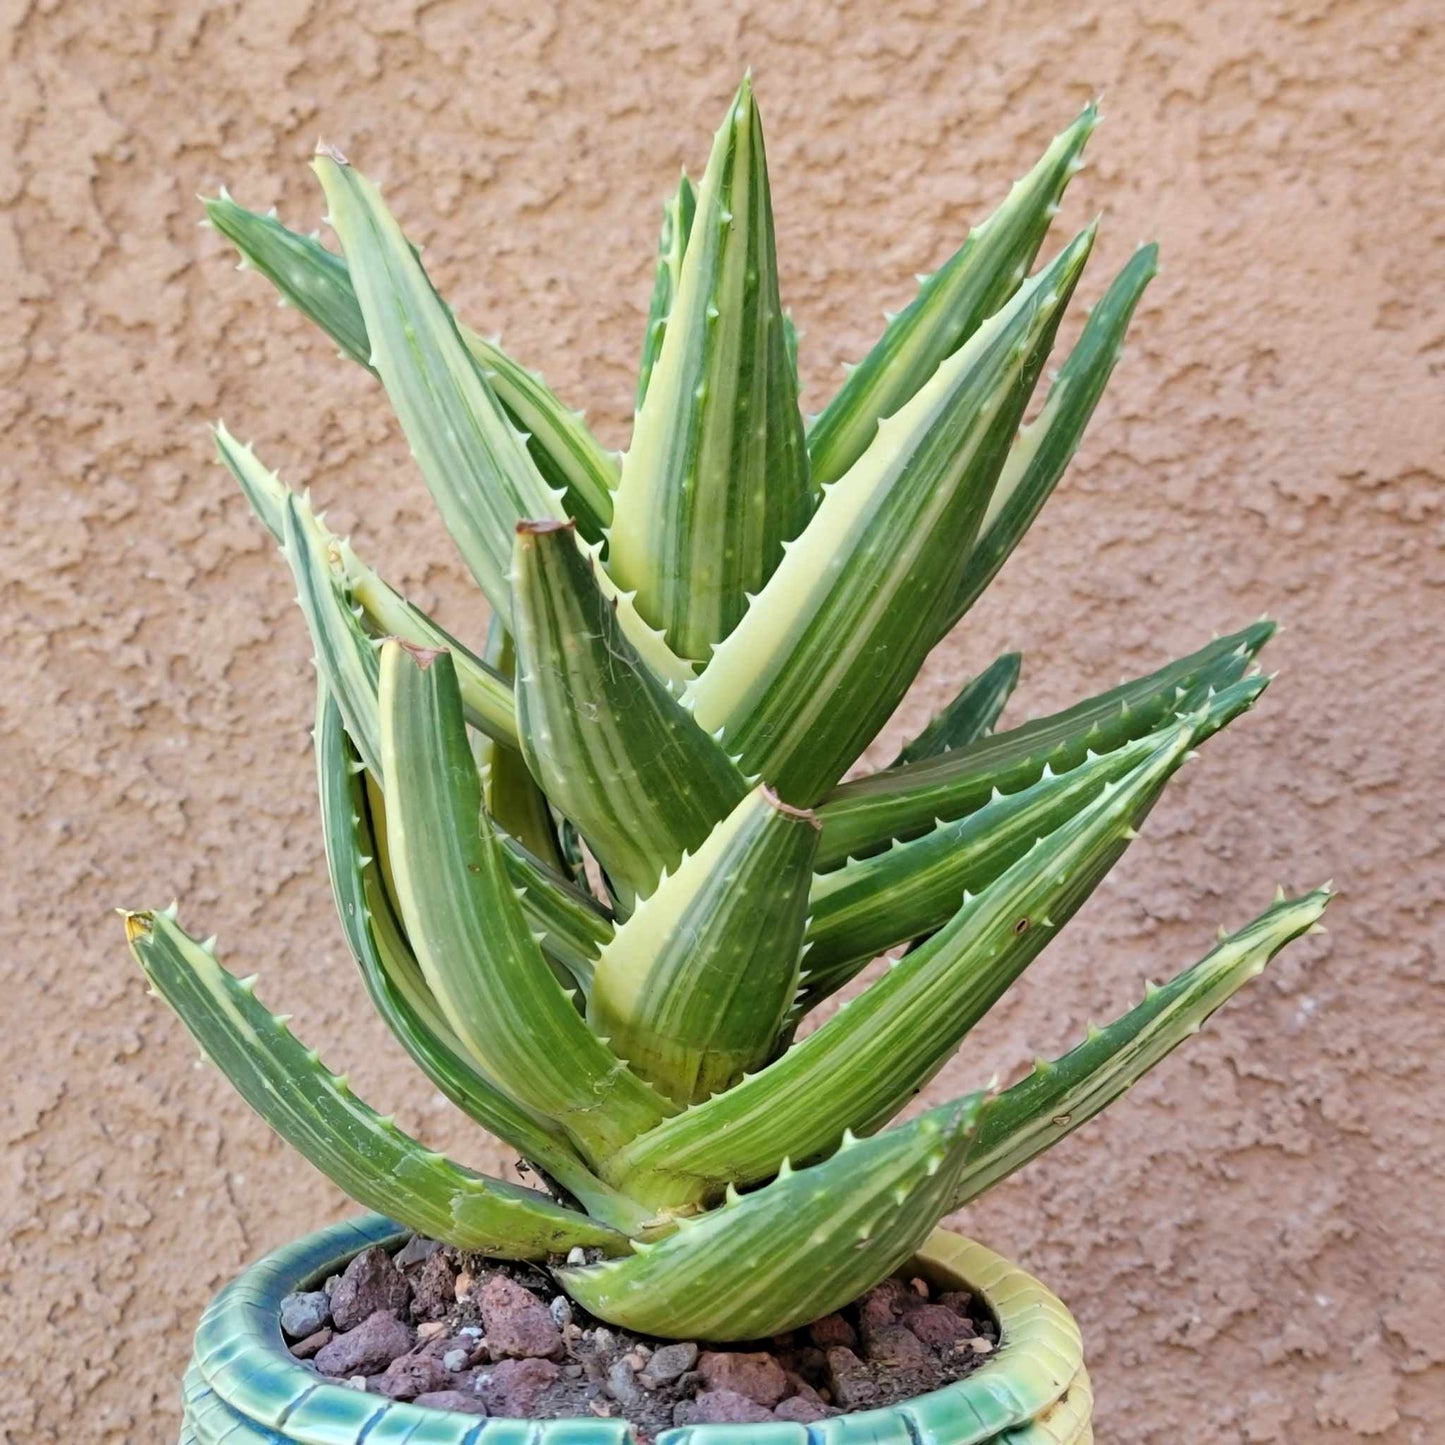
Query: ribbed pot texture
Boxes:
[{"xmin": 179, "ymin": 1216, "xmax": 1092, "ymax": 1444}]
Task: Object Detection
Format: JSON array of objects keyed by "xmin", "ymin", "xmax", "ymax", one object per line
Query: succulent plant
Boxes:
[{"xmin": 124, "ymin": 80, "xmax": 1330, "ymax": 1341}]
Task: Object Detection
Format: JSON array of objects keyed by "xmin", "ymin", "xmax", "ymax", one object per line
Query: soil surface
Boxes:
[{"xmin": 282, "ymin": 1235, "xmax": 998, "ymax": 1436}]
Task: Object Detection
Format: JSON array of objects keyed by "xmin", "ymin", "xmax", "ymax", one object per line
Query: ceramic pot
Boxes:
[{"xmin": 180, "ymin": 1215, "xmax": 1091, "ymax": 1444}]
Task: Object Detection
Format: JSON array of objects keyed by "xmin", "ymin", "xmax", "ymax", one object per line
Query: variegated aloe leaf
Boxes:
[
  {"xmin": 806, "ymin": 105, "xmax": 1098, "ymax": 488},
  {"xmin": 505, "ymin": 849, "xmax": 616, "ymax": 989},
  {"xmin": 203, "ymin": 193, "xmax": 617, "ymax": 542},
  {"xmin": 215, "ymin": 421, "xmax": 322, "ymax": 541},
  {"xmin": 611, "ymin": 78, "xmax": 812, "ymax": 661},
  {"xmin": 379, "ymin": 640, "xmax": 675, "ymax": 1165},
  {"xmin": 948, "ymin": 886, "xmax": 1333, "ymax": 1209},
  {"xmin": 687, "ymin": 229, "xmax": 1095, "ymax": 805},
  {"xmin": 475, "ymin": 616, "xmax": 568, "ymax": 875},
  {"xmin": 941, "ymin": 243, "xmax": 1159, "ymax": 636},
  {"xmin": 315, "ymin": 153, "xmax": 693, "ymax": 691},
  {"xmin": 124, "ymin": 908, "xmax": 628, "ymax": 1257},
  {"xmin": 267, "ymin": 509, "xmax": 614, "ymax": 977},
  {"xmin": 512, "ymin": 521, "xmax": 747, "ymax": 911},
  {"xmin": 816, "ymin": 619, "xmax": 1275, "ymax": 868},
  {"xmin": 325, "ymin": 703, "xmax": 649, "ymax": 1235},
  {"xmin": 635, "ymin": 171, "xmax": 697, "ymax": 411},
  {"xmin": 605, "ymin": 726, "xmax": 1189, "ymax": 1208},
  {"xmin": 365, "ymin": 755, "xmax": 607, "ymax": 998},
  {"xmin": 460, "ymin": 343, "xmax": 617, "ymax": 548},
  {"xmin": 480, "ymin": 740, "xmax": 569, "ymax": 879},
  {"xmin": 203, "ymin": 190, "xmax": 372, "ymax": 365},
  {"xmin": 560, "ymin": 1092, "xmax": 989, "ymax": 1338},
  {"xmin": 217, "ymin": 424, "xmax": 518, "ymax": 746},
  {"xmin": 892, "ymin": 651, "xmax": 1022, "ymax": 767},
  {"xmin": 280, "ymin": 492, "xmax": 385, "ymax": 776},
  {"xmin": 802, "ymin": 676, "xmax": 1267, "ymax": 1011},
  {"xmin": 587, "ymin": 785, "xmax": 819, "ymax": 1105},
  {"xmin": 316, "ymin": 683, "xmax": 643, "ymax": 1225},
  {"xmin": 313, "ymin": 148, "xmax": 570, "ymax": 627}
]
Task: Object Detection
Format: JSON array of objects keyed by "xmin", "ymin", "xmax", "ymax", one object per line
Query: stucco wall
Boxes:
[{"xmin": 2, "ymin": 0, "xmax": 1441, "ymax": 1439}]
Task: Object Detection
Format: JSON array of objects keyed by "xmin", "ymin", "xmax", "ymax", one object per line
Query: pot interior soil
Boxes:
[{"xmin": 281, "ymin": 1235, "xmax": 999, "ymax": 1438}]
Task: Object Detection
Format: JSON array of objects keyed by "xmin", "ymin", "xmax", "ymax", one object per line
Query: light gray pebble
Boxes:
[
  {"xmin": 279, "ymin": 1291, "xmax": 331, "ymax": 1339},
  {"xmin": 443, "ymin": 1347, "xmax": 470, "ymax": 1372},
  {"xmin": 607, "ymin": 1359, "xmax": 643, "ymax": 1406},
  {"xmin": 393, "ymin": 1235, "xmax": 442, "ymax": 1270},
  {"xmin": 640, "ymin": 1341, "xmax": 698, "ymax": 1387}
]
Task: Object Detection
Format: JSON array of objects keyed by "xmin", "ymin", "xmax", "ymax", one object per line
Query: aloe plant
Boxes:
[{"xmin": 125, "ymin": 80, "xmax": 1330, "ymax": 1342}]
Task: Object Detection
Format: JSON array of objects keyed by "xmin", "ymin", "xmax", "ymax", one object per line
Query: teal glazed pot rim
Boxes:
[{"xmin": 180, "ymin": 1214, "xmax": 1091, "ymax": 1445}]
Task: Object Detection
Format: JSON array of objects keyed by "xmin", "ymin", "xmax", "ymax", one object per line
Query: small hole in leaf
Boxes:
[{"xmin": 1013, "ymin": 917, "xmax": 1030, "ymax": 935}]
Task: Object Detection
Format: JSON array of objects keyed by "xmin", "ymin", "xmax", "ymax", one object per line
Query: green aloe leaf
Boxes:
[
  {"xmin": 339, "ymin": 534, "xmax": 523, "ymax": 745},
  {"xmin": 368, "ymin": 755, "xmax": 606, "ymax": 998},
  {"xmin": 500, "ymin": 841, "xmax": 616, "ymax": 990},
  {"xmin": 687, "ymin": 229, "xmax": 1095, "ymax": 805},
  {"xmin": 476, "ymin": 616, "xmax": 568, "ymax": 875},
  {"xmin": 816, "ymin": 620, "xmax": 1274, "ymax": 868},
  {"xmin": 806, "ymin": 105, "xmax": 1098, "ymax": 488},
  {"xmin": 611, "ymin": 78, "xmax": 812, "ymax": 661},
  {"xmin": 217, "ymin": 424, "xmax": 518, "ymax": 746},
  {"xmin": 214, "ymin": 418, "xmax": 314, "ymax": 542},
  {"xmin": 124, "ymin": 908, "xmax": 628, "ymax": 1257},
  {"xmin": 587, "ymin": 785, "xmax": 819, "ymax": 1105},
  {"xmin": 941, "ymin": 243, "xmax": 1159, "ymax": 636},
  {"xmin": 311, "ymin": 155, "xmax": 685, "ymax": 691},
  {"xmin": 203, "ymin": 189, "xmax": 372, "ymax": 366},
  {"xmin": 315, "ymin": 683, "xmax": 633, "ymax": 1220},
  {"xmin": 481, "ymin": 737, "xmax": 569, "ymax": 879},
  {"xmin": 379, "ymin": 639, "xmax": 675, "ymax": 1164},
  {"xmin": 203, "ymin": 193, "xmax": 617, "ymax": 542},
  {"xmin": 262, "ymin": 504, "xmax": 614, "ymax": 979},
  {"xmin": 635, "ymin": 171, "xmax": 697, "ymax": 411},
  {"xmin": 321, "ymin": 691, "xmax": 648, "ymax": 1233},
  {"xmin": 560, "ymin": 1092, "xmax": 989, "ymax": 1339},
  {"xmin": 948, "ymin": 886, "xmax": 1333, "ymax": 1209},
  {"xmin": 463, "ymin": 342, "xmax": 618, "ymax": 547},
  {"xmin": 280, "ymin": 491, "xmax": 385, "ymax": 776},
  {"xmin": 892, "ymin": 651, "xmax": 1022, "ymax": 767},
  {"xmin": 511, "ymin": 521, "xmax": 747, "ymax": 911},
  {"xmin": 802, "ymin": 676, "xmax": 1267, "ymax": 1010},
  {"xmin": 313, "ymin": 149, "xmax": 569, "ymax": 625},
  {"xmin": 606, "ymin": 726, "xmax": 1190, "ymax": 1209}
]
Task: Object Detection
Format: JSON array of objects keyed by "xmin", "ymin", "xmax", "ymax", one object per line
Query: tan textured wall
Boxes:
[{"xmin": 2, "ymin": 0, "xmax": 1441, "ymax": 1439}]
